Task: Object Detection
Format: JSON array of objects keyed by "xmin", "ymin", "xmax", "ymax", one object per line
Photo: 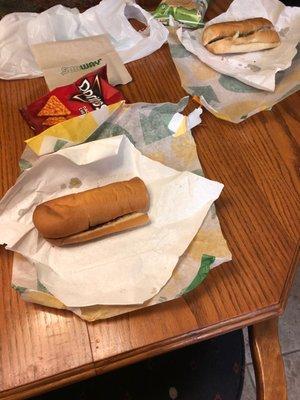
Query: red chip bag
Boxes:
[{"xmin": 20, "ymin": 66, "xmax": 125, "ymax": 133}]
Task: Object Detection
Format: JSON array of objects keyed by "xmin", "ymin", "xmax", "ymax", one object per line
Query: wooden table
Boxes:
[{"xmin": 0, "ymin": 1, "xmax": 299, "ymax": 399}]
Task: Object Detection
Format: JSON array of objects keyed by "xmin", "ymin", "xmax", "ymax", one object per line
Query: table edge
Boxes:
[
  {"xmin": 1, "ymin": 244, "xmax": 299, "ymax": 399},
  {"xmin": 0, "ymin": 363, "xmax": 96, "ymax": 400},
  {"xmin": 0, "ymin": 303, "xmax": 282, "ymax": 400}
]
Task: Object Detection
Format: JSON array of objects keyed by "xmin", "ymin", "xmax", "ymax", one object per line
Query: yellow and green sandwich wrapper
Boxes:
[{"xmin": 14, "ymin": 98, "xmax": 231, "ymax": 321}]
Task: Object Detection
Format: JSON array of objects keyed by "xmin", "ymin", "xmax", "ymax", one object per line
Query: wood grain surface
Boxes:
[
  {"xmin": 88, "ymin": 41, "xmax": 300, "ymax": 372},
  {"xmin": 0, "ymin": 0, "xmax": 299, "ymax": 398},
  {"xmin": 0, "ymin": 82, "xmax": 96, "ymax": 398},
  {"xmin": 249, "ymin": 318, "xmax": 288, "ymax": 400}
]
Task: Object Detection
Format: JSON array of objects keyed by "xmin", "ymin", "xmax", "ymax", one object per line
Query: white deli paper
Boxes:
[
  {"xmin": 0, "ymin": 135, "xmax": 223, "ymax": 307},
  {"xmin": 0, "ymin": 0, "xmax": 168, "ymax": 80},
  {"xmin": 177, "ymin": 0, "xmax": 300, "ymax": 91}
]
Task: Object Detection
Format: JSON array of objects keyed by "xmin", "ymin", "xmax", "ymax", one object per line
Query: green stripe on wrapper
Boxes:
[
  {"xmin": 12, "ymin": 284, "xmax": 27, "ymax": 294},
  {"xmin": 181, "ymin": 254, "xmax": 215, "ymax": 294},
  {"xmin": 37, "ymin": 280, "xmax": 51, "ymax": 294},
  {"xmin": 54, "ymin": 139, "xmax": 68, "ymax": 152},
  {"xmin": 19, "ymin": 158, "xmax": 33, "ymax": 171}
]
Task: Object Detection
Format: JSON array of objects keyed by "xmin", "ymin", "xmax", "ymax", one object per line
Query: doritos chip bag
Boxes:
[{"xmin": 21, "ymin": 66, "xmax": 124, "ymax": 133}]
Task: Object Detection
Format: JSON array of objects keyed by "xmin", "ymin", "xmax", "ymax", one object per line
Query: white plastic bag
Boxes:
[{"xmin": 0, "ymin": 0, "xmax": 168, "ymax": 80}]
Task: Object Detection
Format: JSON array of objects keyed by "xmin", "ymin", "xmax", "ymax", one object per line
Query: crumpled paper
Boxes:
[
  {"xmin": 10, "ymin": 98, "xmax": 231, "ymax": 320},
  {"xmin": 22, "ymin": 101, "xmax": 124, "ymax": 158},
  {"xmin": 0, "ymin": 0, "xmax": 168, "ymax": 80},
  {"xmin": 177, "ymin": 0, "xmax": 300, "ymax": 91},
  {"xmin": 0, "ymin": 135, "xmax": 223, "ymax": 307}
]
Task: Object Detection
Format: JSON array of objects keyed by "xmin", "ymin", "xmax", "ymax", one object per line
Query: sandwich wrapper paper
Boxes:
[
  {"xmin": 168, "ymin": 0, "xmax": 300, "ymax": 122},
  {"xmin": 2, "ymin": 99, "xmax": 231, "ymax": 320},
  {"xmin": 0, "ymin": 135, "xmax": 224, "ymax": 307},
  {"xmin": 0, "ymin": 0, "xmax": 168, "ymax": 80},
  {"xmin": 176, "ymin": 0, "xmax": 300, "ymax": 92}
]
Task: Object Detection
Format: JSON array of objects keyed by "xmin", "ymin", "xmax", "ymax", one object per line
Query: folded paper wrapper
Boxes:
[
  {"xmin": 31, "ymin": 35, "xmax": 132, "ymax": 89},
  {"xmin": 176, "ymin": 0, "xmax": 300, "ymax": 92},
  {"xmin": 169, "ymin": 26, "xmax": 299, "ymax": 122},
  {"xmin": 4, "ymin": 98, "xmax": 232, "ymax": 320}
]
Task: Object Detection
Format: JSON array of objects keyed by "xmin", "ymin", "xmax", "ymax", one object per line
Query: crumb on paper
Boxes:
[
  {"xmin": 68, "ymin": 178, "xmax": 82, "ymax": 188},
  {"xmin": 247, "ymin": 64, "xmax": 261, "ymax": 72},
  {"xmin": 279, "ymin": 27, "xmax": 289, "ymax": 37}
]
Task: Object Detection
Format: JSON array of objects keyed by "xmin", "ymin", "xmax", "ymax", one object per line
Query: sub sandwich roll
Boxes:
[
  {"xmin": 33, "ymin": 177, "xmax": 150, "ymax": 245},
  {"xmin": 202, "ymin": 18, "xmax": 280, "ymax": 54}
]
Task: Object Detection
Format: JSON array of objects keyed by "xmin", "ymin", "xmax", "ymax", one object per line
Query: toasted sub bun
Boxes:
[
  {"xmin": 202, "ymin": 18, "xmax": 273, "ymax": 46},
  {"xmin": 33, "ymin": 177, "xmax": 150, "ymax": 245},
  {"xmin": 47, "ymin": 212, "xmax": 150, "ymax": 246},
  {"xmin": 202, "ymin": 18, "xmax": 280, "ymax": 54}
]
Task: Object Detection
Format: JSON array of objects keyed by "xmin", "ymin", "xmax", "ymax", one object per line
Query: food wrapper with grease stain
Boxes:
[
  {"xmin": 20, "ymin": 66, "xmax": 124, "ymax": 133},
  {"xmin": 169, "ymin": 31, "xmax": 300, "ymax": 123},
  {"xmin": 0, "ymin": 135, "xmax": 224, "ymax": 307},
  {"xmin": 12, "ymin": 98, "xmax": 231, "ymax": 320},
  {"xmin": 153, "ymin": 0, "xmax": 209, "ymax": 28},
  {"xmin": 176, "ymin": 0, "xmax": 300, "ymax": 92}
]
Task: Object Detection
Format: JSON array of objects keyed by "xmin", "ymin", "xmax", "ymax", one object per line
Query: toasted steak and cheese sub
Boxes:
[
  {"xmin": 202, "ymin": 18, "xmax": 280, "ymax": 54},
  {"xmin": 33, "ymin": 177, "xmax": 150, "ymax": 246}
]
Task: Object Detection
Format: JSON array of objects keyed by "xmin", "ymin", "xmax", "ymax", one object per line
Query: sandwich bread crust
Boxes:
[
  {"xmin": 33, "ymin": 177, "xmax": 150, "ymax": 245},
  {"xmin": 202, "ymin": 17, "xmax": 280, "ymax": 54},
  {"xmin": 48, "ymin": 212, "xmax": 150, "ymax": 246}
]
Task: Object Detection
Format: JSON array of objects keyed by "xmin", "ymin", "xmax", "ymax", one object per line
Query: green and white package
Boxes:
[{"xmin": 153, "ymin": 0, "xmax": 209, "ymax": 28}]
